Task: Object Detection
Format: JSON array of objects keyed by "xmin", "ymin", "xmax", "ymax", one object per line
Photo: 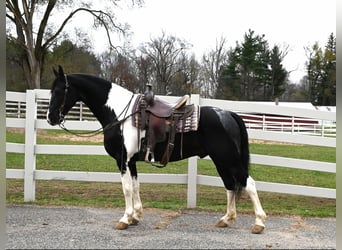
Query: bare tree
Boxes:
[
  {"xmin": 139, "ymin": 32, "xmax": 191, "ymax": 95},
  {"xmin": 162, "ymin": 51, "xmax": 199, "ymax": 96},
  {"xmin": 134, "ymin": 55, "xmax": 154, "ymax": 93},
  {"xmin": 200, "ymin": 36, "xmax": 229, "ymax": 98},
  {"xmin": 6, "ymin": 0, "xmax": 143, "ymax": 89}
]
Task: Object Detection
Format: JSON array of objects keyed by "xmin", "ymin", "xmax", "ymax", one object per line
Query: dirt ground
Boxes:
[{"xmin": 6, "ymin": 205, "xmax": 336, "ymax": 249}]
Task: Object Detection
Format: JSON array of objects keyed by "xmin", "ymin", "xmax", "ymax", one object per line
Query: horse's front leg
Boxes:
[
  {"xmin": 115, "ymin": 124, "xmax": 144, "ymax": 229},
  {"xmin": 129, "ymin": 160, "xmax": 143, "ymax": 225},
  {"xmin": 115, "ymin": 166, "xmax": 143, "ymax": 229},
  {"xmin": 116, "ymin": 167, "xmax": 134, "ymax": 230},
  {"xmin": 131, "ymin": 176, "xmax": 143, "ymax": 225}
]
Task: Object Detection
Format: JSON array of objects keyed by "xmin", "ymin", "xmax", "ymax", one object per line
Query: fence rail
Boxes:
[
  {"xmin": 6, "ymin": 91, "xmax": 336, "ymax": 135},
  {"xmin": 6, "ymin": 90, "xmax": 336, "ymax": 207}
]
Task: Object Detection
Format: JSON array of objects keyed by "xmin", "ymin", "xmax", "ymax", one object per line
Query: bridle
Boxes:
[{"xmin": 58, "ymin": 74, "xmax": 70, "ymax": 124}]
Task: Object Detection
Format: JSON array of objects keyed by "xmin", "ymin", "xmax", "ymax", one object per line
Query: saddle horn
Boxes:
[{"xmin": 144, "ymin": 84, "xmax": 154, "ymax": 106}]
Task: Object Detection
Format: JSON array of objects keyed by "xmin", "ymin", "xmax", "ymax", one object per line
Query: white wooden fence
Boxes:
[
  {"xmin": 6, "ymin": 93, "xmax": 336, "ymax": 136},
  {"xmin": 6, "ymin": 90, "xmax": 336, "ymax": 208}
]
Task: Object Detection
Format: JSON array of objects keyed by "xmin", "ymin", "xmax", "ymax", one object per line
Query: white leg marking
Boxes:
[
  {"xmin": 132, "ymin": 177, "xmax": 143, "ymax": 222},
  {"xmin": 121, "ymin": 121, "xmax": 144, "ymax": 224},
  {"xmin": 245, "ymin": 176, "xmax": 267, "ymax": 227},
  {"xmin": 120, "ymin": 168, "xmax": 133, "ymax": 225},
  {"xmin": 120, "ymin": 122, "xmax": 145, "ymax": 226},
  {"xmin": 219, "ymin": 190, "xmax": 236, "ymax": 225}
]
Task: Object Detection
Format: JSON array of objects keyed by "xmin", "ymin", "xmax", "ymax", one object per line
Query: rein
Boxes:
[
  {"xmin": 58, "ymin": 114, "xmax": 136, "ymax": 137},
  {"xmin": 59, "ymin": 122, "xmax": 104, "ymax": 137},
  {"xmin": 58, "ymin": 74, "xmax": 136, "ymax": 137}
]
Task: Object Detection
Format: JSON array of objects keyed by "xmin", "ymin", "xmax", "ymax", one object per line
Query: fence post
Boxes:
[
  {"xmin": 186, "ymin": 94, "xmax": 200, "ymax": 208},
  {"xmin": 187, "ymin": 156, "xmax": 198, "ymax": 208},
  {"xmin": 24, "ymin": 90, "xmax": 37, "ymax": 201},
  {"xmin": 80, "ymin": 102, "xmax": 83, "ymax": 121},
  {"xmin": 17, "ymin": 102, "xmax": 20, "ymax": 118}
]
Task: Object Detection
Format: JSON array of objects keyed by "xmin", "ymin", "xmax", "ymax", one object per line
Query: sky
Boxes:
[{"xmin": 86, "ymin": 0, "xmax": 336, "ymax": 83}]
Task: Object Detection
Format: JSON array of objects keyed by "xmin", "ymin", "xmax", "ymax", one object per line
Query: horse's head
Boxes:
[{"xmin": 47, "ymin": 65, "xmax": 78, "ymax": 125}]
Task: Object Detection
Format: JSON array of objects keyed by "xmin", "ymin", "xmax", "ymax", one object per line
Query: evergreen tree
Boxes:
[
  {"xmin": 322, "ymin": 33, "xmax": 336, "ymax": 105},
  {"xmin": 6, "ymin": 37, "xmax": 27, "ymax": 91},
  {"xmin": 6, "ymin": 38, "xmax": 102, "ymax": 91},
  {"xmin": 269, "ymin": 45, "xmax": 288, "ymax": 100},
  {"xmin": 217, "ymin": 30, "xmax": 288, "ymax": 101},
  {"xmin": 216, "ymin": 48, "xmax": 241, "ymax": 100},
  {"xmin": 42, "ymin": 39, "xmax": 101, "ymax": 89},
  {"xmin": 305, "ymin": 33, "xmax": 336, "ymax": 105}
]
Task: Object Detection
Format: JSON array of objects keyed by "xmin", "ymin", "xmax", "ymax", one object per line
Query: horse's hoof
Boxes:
[
  {"xmin": 215, "ymin": 220, "xmax": 228, "ymax": 228},
  {"xmin": 115, "ymin": 221, "xmax": 129, "ymax": 230},
  {"xmin": 131, "ymin": 218, "xmax": 140, "ymax": 225},
  {"xmin": 251, "ymin": 224, "xmax": 264, "ymax": 234}
]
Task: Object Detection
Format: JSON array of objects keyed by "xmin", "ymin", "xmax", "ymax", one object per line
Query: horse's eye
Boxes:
[{"xmin": 54, "ymin": 88, "xmax": 64, "ymax": 96}]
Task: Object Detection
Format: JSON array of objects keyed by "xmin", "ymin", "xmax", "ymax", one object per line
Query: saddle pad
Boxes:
[
  {"xmin": 176, "ymin": 104, "xmax": 200, "ymax": 132},
  {"xmin": 132, "ymin": 94, "xmax": 200, "ymax": 133}
]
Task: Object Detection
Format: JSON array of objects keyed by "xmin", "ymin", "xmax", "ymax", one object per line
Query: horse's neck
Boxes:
[
  {"xmin": 84, "ymin": 83, "xmax": 133, "ymax": 127},
  {"xmin": 105, "ymin": 83, "xmax": 134, "ymax": 118}
]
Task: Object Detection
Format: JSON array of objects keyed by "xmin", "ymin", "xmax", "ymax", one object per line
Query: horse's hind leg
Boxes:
[
  {"xmin": 215, "ymin": 190, "xmax": 236, "ymax": 227},
  {"xmin": 245, "ymin": 176, "xmax": 267, "ymax": 234}
]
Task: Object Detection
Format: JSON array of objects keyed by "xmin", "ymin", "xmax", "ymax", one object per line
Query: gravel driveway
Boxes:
[{"xmin": 6, "ymin": 205, "xmax": 335, "ymax": 249}]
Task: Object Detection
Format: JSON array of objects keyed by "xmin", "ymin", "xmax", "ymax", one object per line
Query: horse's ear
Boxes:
[
  {"xmin": 58, "ymin": 65, "xmax": 64, "ymax": 76},
  {"xmin": 53, "ymin": 67, "xmax": 58, "ymax": 77}
]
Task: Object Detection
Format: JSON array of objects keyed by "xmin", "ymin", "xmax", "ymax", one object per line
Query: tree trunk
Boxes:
[
  {"xmin": 22, "ymin": 49, "xmax": 41, "ymax": 89},
  {"xmin": 23, "ymin": 59, "xmax": 39, "ymax": 89}
]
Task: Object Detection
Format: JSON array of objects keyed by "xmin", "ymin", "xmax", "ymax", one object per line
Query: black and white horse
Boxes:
[{"xmin": 47, "ymin": 66, "xmax": 266, "ymax": 233}]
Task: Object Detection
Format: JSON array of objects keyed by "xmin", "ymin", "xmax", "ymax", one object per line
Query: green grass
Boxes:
[
  {"xmin": 249, "ymin": 143, "xmax": 336, "ymax": 162},
  {"xmin": 6, "ymin": 129, "xmax": 336, "ymax": 217}
]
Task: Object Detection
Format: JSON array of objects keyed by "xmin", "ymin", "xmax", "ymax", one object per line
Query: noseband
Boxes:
[{"xmin": 58, "ymin": 74, "xmax": 70, "ymax": 124}]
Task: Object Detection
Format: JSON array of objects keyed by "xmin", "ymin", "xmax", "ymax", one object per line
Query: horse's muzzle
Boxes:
[
  {"xmin": 47, "ymin": 118, "xmax": 58, "ymax": 126},
  {"xmin": 46, "ymin": 111, "xmax": 62, "ymax": 126}
]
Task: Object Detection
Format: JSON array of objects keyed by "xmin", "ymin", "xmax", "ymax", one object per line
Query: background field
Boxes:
[{"xmin": 6, "ymin": 129, "xmax": 336, "ymax": 217}]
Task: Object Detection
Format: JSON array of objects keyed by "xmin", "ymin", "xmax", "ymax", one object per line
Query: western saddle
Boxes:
[{"xmin": 136, "ymin": 85, "xmax": 195, "ymax": 167}]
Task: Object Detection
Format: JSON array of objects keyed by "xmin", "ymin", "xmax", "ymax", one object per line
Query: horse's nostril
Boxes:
[
  {"xmin": 47, "ymin": 119, "xmax": 53, "ymax": 125},
  {"xmin": 47, "ymin": 113, "xmax": 58, "ymax": 126},
  {"xmin": 47, "ymin": 119, "xmax": 54, "ymax": 126}
]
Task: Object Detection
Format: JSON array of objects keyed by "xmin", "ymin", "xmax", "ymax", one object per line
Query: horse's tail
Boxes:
[{"xmin": 231, "ymin": 112, "xmax": 250, "ymax": 193}]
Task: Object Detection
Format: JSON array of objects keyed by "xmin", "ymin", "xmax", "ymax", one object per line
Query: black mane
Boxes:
[{"xmin": 55, "ymin": 73, "xmax": 113, "ymax": 105}]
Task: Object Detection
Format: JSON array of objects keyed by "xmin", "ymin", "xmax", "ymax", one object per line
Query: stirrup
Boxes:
[
  {"xmin": 145, "ymin": 148, "xmax": 166, "ymax": 168},
  {"xmin": 144, "ymin": 148, "xmax": 155, "ymax": 163}
]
